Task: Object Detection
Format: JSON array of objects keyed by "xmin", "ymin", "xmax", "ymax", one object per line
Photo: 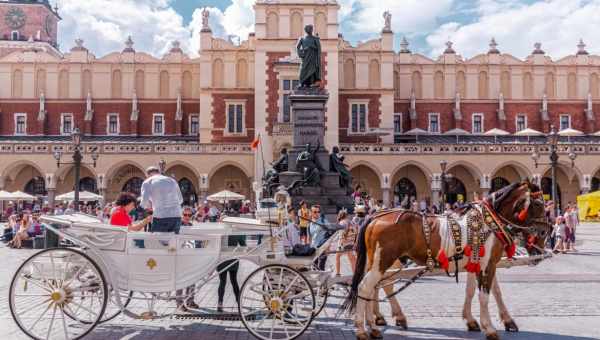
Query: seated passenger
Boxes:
[
  {"xmin": 110, "ymin": 192, "xmax": 152, "ymax": 232},
  {"xmin": 283, "ymin": 206, "xmax": 301, "ymax": 249}
]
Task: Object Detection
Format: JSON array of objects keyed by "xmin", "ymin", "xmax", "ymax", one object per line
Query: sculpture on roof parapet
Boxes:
[
  {"xmin": 201, "ymin": 8, "xmax": 211, "ymax": 32},
  {"xmin": 382, "ymin": 11, "xmax": 392, "ymax": 32}
]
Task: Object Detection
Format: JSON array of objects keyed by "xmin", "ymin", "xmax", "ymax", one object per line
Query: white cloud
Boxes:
[{"xmin": 426, "ymin": 0, "xmax": 600, "ymax": 59}]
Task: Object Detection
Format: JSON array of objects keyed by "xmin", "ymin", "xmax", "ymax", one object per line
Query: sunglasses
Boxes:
[
  {"xmin": 311, "ymin": 210, "xmax": 320, "ymax": 214},
  {"xmin": 183, "ymin": 213, "xmax": 193, "ymax": 217}
]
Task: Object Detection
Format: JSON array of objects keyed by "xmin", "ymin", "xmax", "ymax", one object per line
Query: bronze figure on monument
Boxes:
[{"xmin": 296, "ymin": 25, "xmax": 322, "ymax": 89}]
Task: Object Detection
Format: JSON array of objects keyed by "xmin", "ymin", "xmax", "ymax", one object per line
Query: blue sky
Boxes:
[{"xmin": 51, "ymin": 0, "xmax": 600, "ymax": 59}]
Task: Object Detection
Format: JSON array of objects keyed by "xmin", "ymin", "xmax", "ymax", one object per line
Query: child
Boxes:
[{"xmin": 552, "ymin": 216, "xmax": 566, "ymax": 254}]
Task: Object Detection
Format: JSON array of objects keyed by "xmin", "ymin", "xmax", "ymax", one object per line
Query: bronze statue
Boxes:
[
  {"xmin": 296, "ymin": 25, "xmax": 322, "ymax": 89},
  {"xmin": 330, "ymin": 146, "xmax": 352, "ymax": 193},
  {"xmin": 271, "ymin": 148, "xmax": 288, "ymax": 173}
]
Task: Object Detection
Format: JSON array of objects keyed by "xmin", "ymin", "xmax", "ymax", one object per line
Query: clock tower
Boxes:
[{"xmin": 0, "ymin": 0, "xmax": 60, "ymax": 57}]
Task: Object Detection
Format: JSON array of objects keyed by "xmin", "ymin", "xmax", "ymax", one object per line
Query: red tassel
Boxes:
[
  {"xmin": 464, "ymin": 245, "xmax": 472, "ymax": 257},
  {"xmin": 506, "ymin": 243, "xmax": 516, "ymax": 259},
  {"xmin": 437, "ymin": 250, "xmax": 449, "ymax": 270},
  {"xmin": 517, "ymin": 208, "xmax": 528, "ymax": 222},
  {"xmin": 464, "ymin": 261, "xmax": 481, "ymax": 273},
  {"xmin": 479, "ymin": 245, "xmax": 485, "ymax": 258}
]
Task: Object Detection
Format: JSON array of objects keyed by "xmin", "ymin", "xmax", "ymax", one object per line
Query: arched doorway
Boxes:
[
  {"xmin": 122, "ymin": 177, "xmax": 144, "ymax": 196},
  {"xmin": 350, "ymin": 165, "xmax": 381, "ymax": 201},
  {"xmin": 209, "ymin": 164, "xmax": 252, "ymax": 200},
  {"xmin": 541, "ymin": 177, "xmax": 561, "ymax": 206},
  {"xmin": 79, "ymin": 177, "xmax": 98, "ymax": 193},
  {"xmin": 391, "ymin": 164, "xmax": 430, "ymax": 208},
  {"xmin": 444, "ymin": 177, "xmax": 466, "ymax": 205},
  {"xmin": 542, "ymin": 166, "xmax": 580, "ymax": 210},
  {"xmin": 394, "ymin": 178, "xmax": 416, "ymax": 208},
  {"xmin": 490, "ymin": 177, "xmax": 510, "ymax": 193},
  {"xmin": 24, "ymin": 177, "xmax": 47, "ymax": 196},
  {"xmin": 592, "ymin": 177, "xmax": 600, "ymax": 192},
  {"xmin": 178, "ymin": 178, "xmax": 197, "ymax": 205}
]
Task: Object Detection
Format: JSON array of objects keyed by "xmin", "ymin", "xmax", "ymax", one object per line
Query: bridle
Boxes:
[{"xmin": 488, "ymin": 188, "xmax": 548, "ymax": 236}]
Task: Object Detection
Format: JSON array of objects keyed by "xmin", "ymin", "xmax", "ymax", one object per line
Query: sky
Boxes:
[{"xmin": 49, "ymin": 0, "xmax": 600, "ymax": 59}]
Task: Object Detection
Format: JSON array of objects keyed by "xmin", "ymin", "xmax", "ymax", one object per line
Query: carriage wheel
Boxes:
[
  {"xmin": 312, "ymin": 282, "xmax": 329, "ymax": 318},
  {"xmin": 9, "ymin": 248, "xmax": 107, "ymax": 340},
  {"xmin": 65, "ymin": 287, "xmax": 132, "ymax": 324},
  {"xmin": 239, "ymin": 264, "xmax": 315, "ymax": 340}
]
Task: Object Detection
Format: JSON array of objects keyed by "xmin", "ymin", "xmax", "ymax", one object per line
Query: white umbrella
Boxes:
[
  {"xmin": 514, "ymin": 128, "xmax": 543, "ymax": 136},
  {"xmin": 557, "ymin": 128, "xmax": 584, "ymax": 136},
  {"xmin": 404, "ymin": 128, "xmax": 428, "ymax": 135},
  {"xmin": 484, "ymin": 128, "xmax": 510, "ymax": 136},
  {"xmin": 0, "ymin": 190, "xmax": 14, "ymax": 201},
  {"xmin": 443, "ymin": 128, "xmax": 470, "ymax": 135},
  {"xmin": 207, "ymin": 190, "xmax": 245, "ymax": 202},
  {"xmin": 593, "ymin": 130, "xmax": 600, "ymax": 136},
  {"xmin": 9, "ymin": 191, "xmax": 36, "ymax": 201},
  {"xmin": 56, "ymin": 190, "xmax": 103, "ymax": 202}
]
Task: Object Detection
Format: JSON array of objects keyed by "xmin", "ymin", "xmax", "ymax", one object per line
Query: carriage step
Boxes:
[{"xmin": 174, "ymin": 312, "xmax": 257, "ymax": 321}]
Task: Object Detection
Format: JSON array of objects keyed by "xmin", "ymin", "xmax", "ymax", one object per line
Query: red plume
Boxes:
[
  {"xmin": 437, "ymin": 250, "xmax": 449, "ymax": 271},
  {"xmin": 517, "ymin": 207, "xmax": 528, "ymax": 222}
]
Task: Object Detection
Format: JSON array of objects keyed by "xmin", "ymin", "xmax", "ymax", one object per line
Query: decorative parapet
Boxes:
[
  {"xmin": 339, "ymin": 143, "xmax": 589, "ymax": 155},
  {"xmin": 0, "ymin": 143, "xmax": 253, "ymax": 155}
]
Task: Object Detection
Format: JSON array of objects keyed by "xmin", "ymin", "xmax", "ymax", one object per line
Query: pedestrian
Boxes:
[
  {"xmin": 297, "ymin": 200, "xmax": 310, "ymax": 244},
  {"xmin": 335, "ymin": 210, "xmax": 357, "ymax": 276},
  {"xmin": 216, "ymin": 235, "xmax": 246, "ymax": 312},
  {"xmin": 109, "ymin": 192, "xmax": 152, "ymax": 232},
  {"xmin": 176, "ymin": 206, "xmax": 200, "ymax": 312},
  {"xmin": 283, "ymin": 206, "xmax": 301, "ymax": 251},
  {"xmin": 140, "ymin": 166, "xmax": 183, "ymax": 233},
  {"xmin": 207, "ymin": 202, "xmax": 220, "ymax": 222},
  {"xmin": 552, "ymin": 216, "xmax": 566, "ymax": 254}
]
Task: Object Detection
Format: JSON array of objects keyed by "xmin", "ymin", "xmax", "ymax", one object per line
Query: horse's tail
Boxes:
[{"xmin": 341, "ymin": 216, "xmax": 372, "ymax": 315}]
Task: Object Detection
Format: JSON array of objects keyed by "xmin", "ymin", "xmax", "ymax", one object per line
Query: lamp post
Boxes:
[
  {"xmin": 531, "ymin": 125, "xmax": 577, "ymax": 216},
  {"xmin": 53, "ymin": 128, "xmax": 99, "ymax": 212},
  {"xmin": 439, "ymin": 160, "xmax": 447, "ymax": 211}
]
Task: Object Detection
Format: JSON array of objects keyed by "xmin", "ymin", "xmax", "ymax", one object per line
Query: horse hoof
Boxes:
[
  {"xmin": 375, "ymin": 316, "xmax": 388, "ymax": 326},
  {"xmin": 466, "ymin": 320, "xmax": 481, "ymax": 332},
  {"xmin": 504, "ymin": 320, "xmax": 519, "ymax": 332},
  {"xmin": 369, "ymin": 329, "xmax": 383, "ymax": 339},
  {"xmin": 486, "ymin": 332, "xmax": 500, "ymax": 340},
  {"xmin": 396, "ymin": 318, "xmax": 408, "ymax": 330}
]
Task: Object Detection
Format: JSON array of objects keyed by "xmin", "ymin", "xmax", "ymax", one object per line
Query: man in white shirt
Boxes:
[{"xmin": 140, "ymin": 166, "xmax": 183, "ymax": 233}]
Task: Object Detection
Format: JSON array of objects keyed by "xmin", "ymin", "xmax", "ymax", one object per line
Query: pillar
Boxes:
[
  {"xmin": 381, "ymin": 173, "xmax": 391, "ymax": 207},
  {"xmin": 480, "ymin": 174, "xmax": 491, "ymax": 199},
  {"xmin": 97, "ymin": 173, "xmax": 107, "ymax": 204},
  {"xmin": 431, "ymin": 173, "xmax": 442, "ymax": 207},
  {"xmin": 582, "ymin": 174, "xmax": 591, "ymax": 194},
  {"xmin": 199, "ymin": 173, "xmax": 209, "ymax": 203},
  {"xmin": 45, "ymin": 173, "xmax": 56, "ymax": 211}
]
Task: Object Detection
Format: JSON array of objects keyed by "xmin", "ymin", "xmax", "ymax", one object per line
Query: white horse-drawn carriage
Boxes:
[{"xmin": 8, "ymin": 214, "xmax": 342, "ymax": 340}]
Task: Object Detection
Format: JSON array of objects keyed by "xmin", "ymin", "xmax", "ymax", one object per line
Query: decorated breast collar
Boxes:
[{"xmin": 481, "ymin": 201, "xmax": 516, "ymax": 259}]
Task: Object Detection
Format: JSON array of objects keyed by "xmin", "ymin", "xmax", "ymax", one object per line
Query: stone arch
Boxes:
[
  {"xmin": 82, "ymin": 69, "xmax": 92, "ymax": 97},
  {"xmin": 523, "ymin": 71, "xmax": 533, "ymax": 99},
  {"xmin": 567, "ymin": 72, "xmax": 577, "ymax": 99},
  {"xmin": 159, "ymin": 70, "xmax": 170, "ymax": 98},
  {"xmin": 343, "ymin": 58, "xmax": 355, "ymax": 89},
  {"xmin": 36, "ymin": 68, "xmax": 46, "ymax": 97},
  {"xmin": 541, "ymin": 164, "xmax": 582, "ymax": 210},
  {"xmin": 490, "ymin": 161, "xmax": 532, "ymax": 181},
  {"xmin": 135, "ymin": 69, "xmax": 145, "ymax": 97},
  {"xmin": 55, "ymin": 163, "xmax": 98, "ymax": 183},
  {"xmin": 349, "ymin": 160, "xmax": 383, "ymax": 184},
  {"xmin": 290, "ymin": 11, "xmax": 303, "ymax": 39},
  {"xmin": 111, "ymin": 69, "xmax": 122, "ymax": 98},
  {"xmin": 209, "ymin": 161, "xmax": 252, "ymax": 180},
  {"xmin": 541, "ymin": 162, "xmax": 584, "ymax": 190},
  {"xmin": 209, "ymin": 163, "xmax": 252, "ymax": 199},
  {"xmin": 165, "ymin": 163, "xmax": 200, "ymax": 205},
  {"xmin": 164, "ymin": 160, "xmax": 201, "ymax": 180},
  {"xmin": 500, "ymin": 70, "xmax": 511, "ymax": 99},
  {"xmin": 412, "ymin": 71, "xmax": 422, "ymax": 98},
  {"xmin": 447, "ymin": 160, "xmax": 483, "ymax": 181},
  {"xmin": 58, "ymin": 69, "xmax": 69, "ymax": 98},
  {"xmin": 2, "ymin": 160, "xmax": 45, "ymax": 182},
  {"xmin": 391, "ymin": 162, "xmax": 432, "ymax": 207},
  {"xmin": 545, "ymin": 71, "xmax": 556, "ymax": 99},
  {"xmin": 12, "ymin": 69, "xmax": 22, "ymax": 98},
  {"xmin": 314, "ymin": 11, "xmax": 327, "ymax": 38},
  {"xmin": 490, "ymin": 177, "xmax": 510, "ymax": 193},
  {"xmin": 236, "ymin": 58, "xmax": 248, "ymax": 88},
  {"xmin": 447, "ymin": 161, "xmax": 483, "ymax": 202},
  {"xmin": 2, "ymin": 162, "xmax": 45, "ymax": 193},
  {"xmin": 105, "ymin": 160, "xmax": 146, "ymax": 181},
  {"xmin": 350, "ymin": 164, "xmax": 382, "ymax": 201},
  {"xmin": 456, "ymin": 70, "xmax": 466, "ymax": 99},
  {"xmin": 590, "ymin": 73, "xmax": 599, "ymax": 99},
  {"xmin": 182, "ymin": 70, "xmax": 193, "ymax": 98},
  {"xmin": 369, "ymin": 59, "xmax": 381, "ymax": 88},
  {"xmin": 212, "ymin": 58, "xmax": 224, "ymax": 88},
  {"xmin": 266, "ymin": 11, "xmax": 279, "ymax": 39},
  {"xmin": 105, "ymin": 162, "xmax": 146, "ymax": 201},
  {"xmin": 478, "ymin": 70, "xmax": 489, "ymax": 99},
  {"xmin": 24, "ymin": 176, "xmax": 47, "ymax": 196},
  {"xmin": 434, "ymin": 70, "xmax": 444, "ymax": 99},
  {"xmin": 55, "ymin": 165, "xmax": 98, "ymax": 195}
]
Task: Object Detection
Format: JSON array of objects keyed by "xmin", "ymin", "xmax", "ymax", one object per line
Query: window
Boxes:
[
  {"xmin": 559, "ymin": 114, "xmax": 571, "ymax": 131},
  {"xmin": 11, "ymin": 31, "xmax": 19, "ymax": 41},
  {"xmin": 153, "ymin": 113, "xmax": 165, "ymax": 135},
  {"xmin": 516, "ymin": 114, "xmax": 527, "ymax": 132},
  {"xmin": 428, "ymin": 113, "xmax": 440, "ymax": 133},
  {"xmin": 60, "ymin": 113, "xmax": 73, "ymax": 135},
  {"xmin": 226, "ymin": 101, "xmax": 245, "ymax": 135},
  {"xmin": 281, "ymin": 79, "xmax": 299, "ymax": 123},
  {"xmin": 394, "ymin": 113, "xmax": 402, "ymax": 134},
  {"xmin": 472, "ymin": 113, "xmax": 484, "ymax": 134},
  {"xmin": 14, "ymin": 113, "xmax": 27, "ymax": 135},
  {"xmin": 189, "ymin": 114, "xmax": 199, "ymax": 135},
  {"xmin": 107, "ymin": 114, "xmax": 119, "ymax": 135},
  {"xmin": 349, "ymin": 102, "xmax": 368, "ymax": 134}
]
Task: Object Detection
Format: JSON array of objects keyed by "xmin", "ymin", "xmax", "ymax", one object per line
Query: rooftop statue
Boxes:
[{"xmin": 296, "ymin": 25, "xmax": 322, "ymax": 89}]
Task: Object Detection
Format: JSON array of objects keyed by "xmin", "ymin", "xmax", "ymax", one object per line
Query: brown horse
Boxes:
[{"xmin": 343, "ymin": 181, "xmax": 548, "ymax": 340}]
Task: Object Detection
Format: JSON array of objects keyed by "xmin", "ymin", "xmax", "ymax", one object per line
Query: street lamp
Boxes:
[
  {"xmin": 159, "ymin": 159, "xmax": 167, "ymax": 174},
  {"xmin": 53, "ymin": 128, "xmax": 99, "ymax": 212},
  {"xmin": 531, "ymin": 125, "xmax": 577, "ymax": 216},
  {"xmin": 439, "ymin": 160, "xmax": 447, "ymax": 210}
]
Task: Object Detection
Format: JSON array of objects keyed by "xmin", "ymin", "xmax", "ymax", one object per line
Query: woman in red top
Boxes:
[{"xmin": 110, "ymin": 192, "xmax": 151, "ymax": 232}]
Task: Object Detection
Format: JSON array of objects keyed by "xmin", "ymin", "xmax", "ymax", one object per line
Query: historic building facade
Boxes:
[{"xmin": 1, "ymin": 0, "xmax": 600, "ymax": 209}]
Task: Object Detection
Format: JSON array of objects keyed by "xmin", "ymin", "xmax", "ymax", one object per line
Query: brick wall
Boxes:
[
  {"xmin": 265, "ymin": 52, "xmax": 290, "ymax": 136},
  {"xmin": 0, "ymin": 3, "xmax": 58, "ymax": 44},
  {"xmin": 339, "ymin": 94, "xmax": 381, "ymax": 143},
  {"xmin": 211, "ymin": 93, "xmax": 255, "ymax": 143}
]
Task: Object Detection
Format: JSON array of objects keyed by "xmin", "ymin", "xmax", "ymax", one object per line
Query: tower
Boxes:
[{"xmin": 0, "ymin": 0, "xmax": 61, "ymax": 57}]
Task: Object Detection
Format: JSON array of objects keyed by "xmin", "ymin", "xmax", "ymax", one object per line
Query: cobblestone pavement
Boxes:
[{"xmin": 1, "ymin": 223, "xmax": 599, "ymax": 340}]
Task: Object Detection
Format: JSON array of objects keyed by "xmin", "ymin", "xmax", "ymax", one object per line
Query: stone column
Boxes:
[
  {"xmin": 97, "ymin": 173, "xmax": 107, "ymax": 204},
  {"xmin": 431, "ymin": 173, "xmax": 442, "ymax": 207},
  {"xmin": 45, "ymin": 173, "xmax": 56, "ymax": 211},
  {"xmin": 199, "ymin": 174, "xmax": 209, "ymax": 202},
  {"xmin": 582, "ymin": 174, "xmax": 591, "ymax": 194},
  {"xmin": 381, "ymin": 173, "xmax": 391, "ymax": 207},
  {"xmin": 480, "ymin": 174, "xmax": 491, "ymax": 199}
]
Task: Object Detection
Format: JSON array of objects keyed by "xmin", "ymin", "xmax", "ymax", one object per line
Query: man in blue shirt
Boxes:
[{"xmin": 308, "ymin": 205, "xmax": 343, "ymax": 270}]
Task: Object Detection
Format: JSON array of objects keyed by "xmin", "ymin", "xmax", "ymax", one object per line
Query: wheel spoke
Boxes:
[
  {"xmin": 21, "ymin": 275, "xmax": 53, "ymax": 293},
  {"xmin": 49, "ymin": 253, "xmax": 58, "ymax": 285},
  {"xmin": 45, "ymin": 304, "xmax": 57, "ymax": 340},
  {"xmin": 281, "ymin": 275, "xmax": 300, "ymax": 297},
  {"xmin": 17, "ymin": 297, "xmax": 52, "ymax": 316},
  {"xmin": 27, "ymin": 301, "xmax": 53, "ymax": 332},
  {"xmin": 63, "ymin": 263, "xmax": 88, "ymax": 288},
  {"xmin": 59, "ymin": 307, "xmax": 70, "ymax": 340},
  {"xmin": 69, "ymin": 300, "xmax": 99, "ymax": 319}
]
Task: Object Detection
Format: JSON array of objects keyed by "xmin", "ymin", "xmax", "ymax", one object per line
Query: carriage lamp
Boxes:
[
  {"xmin": 53, "ymin": 151, "xmax": 62, "ymax": 168},
  {"xmin": 72, "ymin": 128, "xmax": 82, "ymax": 147}
]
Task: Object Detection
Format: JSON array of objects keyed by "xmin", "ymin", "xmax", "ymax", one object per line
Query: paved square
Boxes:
[{"xmin": 1, "ymin": 224, "xmax": 599, "ymax": 340}]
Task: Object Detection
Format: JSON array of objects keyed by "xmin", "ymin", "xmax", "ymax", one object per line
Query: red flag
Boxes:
[{"xmin": 251, "ymin": 137, "xmax": 260, "ymax": 150}]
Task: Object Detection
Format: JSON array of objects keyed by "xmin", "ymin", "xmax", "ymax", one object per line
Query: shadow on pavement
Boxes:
[{"xmin": 384, "ymin": 327, "xmax": 599, "ymax": 340}]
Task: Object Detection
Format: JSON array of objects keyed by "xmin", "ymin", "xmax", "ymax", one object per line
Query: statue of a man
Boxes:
[
  {"xmin": 296, "ymin": 25, "xmax": 322, "ymax": 89},
  {"xmin": 272, "ymin": 148, "xmax": 288, "ymax": 173},
  {"xmin": 330, "ymin": 146, "xmax": 352, "ymax": 192}
]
